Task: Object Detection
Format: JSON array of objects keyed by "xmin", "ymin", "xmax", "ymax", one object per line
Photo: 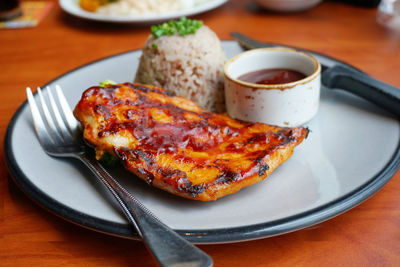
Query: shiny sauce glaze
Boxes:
[
  {"xmin": 238, "ymin": 68, "xmax": 306, "ymax": 85},
  {"xmin": 76, "ymin": 83, "xmax": 308, "ymax": 196}
]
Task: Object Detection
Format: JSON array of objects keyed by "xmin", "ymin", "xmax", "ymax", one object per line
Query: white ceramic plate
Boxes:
[
  {"xmin": 5, "ymin": 41, "xmax": 400, "ymax": 244},
  {"xmin": 59, "ymin": 0, "xmax": 227, "ymax": 23}
]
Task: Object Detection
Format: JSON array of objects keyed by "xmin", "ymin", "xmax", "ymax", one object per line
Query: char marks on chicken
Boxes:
[{"xmin": 74, "ymin": 83, "xmax": 308, "ymax": 201}]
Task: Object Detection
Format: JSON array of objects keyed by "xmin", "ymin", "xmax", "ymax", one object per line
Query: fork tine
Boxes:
[
  {"xmin": 46, "ymin": 86, "xmax": 74, "ymax": 143},
  {"xmin": 26, "ymin": 87, "xmax": 54, "ymax": 149},
  {"xmin": 37, "ymin": 87, "xmax": 64, "ymax": 144},
  {"xmin": 55, "ymin": 85, "xmax": 80, "ymax": 133}
]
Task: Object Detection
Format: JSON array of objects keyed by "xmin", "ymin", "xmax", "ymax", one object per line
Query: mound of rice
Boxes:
[{"xmin": 134, "ymin": 25, "xmax": 226, "ymax": 113}]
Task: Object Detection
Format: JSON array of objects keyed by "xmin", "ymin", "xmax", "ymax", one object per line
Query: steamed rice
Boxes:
[{"xmin": 134, "ymin": 25, "xmax": 226, "ymax": 113}]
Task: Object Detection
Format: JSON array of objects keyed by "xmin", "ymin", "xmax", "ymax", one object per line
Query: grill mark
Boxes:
[
  {"xmin": 258, "ymin": 164, "xmax": 269, "ymax": 176},
  {"xmin": 214, "ymin": 170, "xmax": 241, "ymax": 185}
]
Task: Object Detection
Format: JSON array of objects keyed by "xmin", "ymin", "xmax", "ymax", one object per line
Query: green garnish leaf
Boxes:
[
  {"xmin": 99, "ymin": 151, "xmax": 120, "ymax": 169},
  {"xmin": 84, "ymin": 147, "xmax": 120, "ymax": 169},
  {"xmin": 151, "ymin": 43, "xmax": 158, "ymax": 49},
  {"xmin": 151, "ymin": 17, "xmax": 203, "ymax": 39},
  {"xmin": 99, "ymin": 79, "xmax": 117, "ymax": 87}
]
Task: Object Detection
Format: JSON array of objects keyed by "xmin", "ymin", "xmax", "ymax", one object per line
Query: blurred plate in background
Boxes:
[{"xmin": 59, "ymin": 0, "xmax": 227, "ymax": 23}]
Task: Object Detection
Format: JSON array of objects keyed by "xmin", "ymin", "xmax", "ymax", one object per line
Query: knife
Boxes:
[{"xmin": 231, "ymin": 32, "xmax": 400, "ymax": 118}]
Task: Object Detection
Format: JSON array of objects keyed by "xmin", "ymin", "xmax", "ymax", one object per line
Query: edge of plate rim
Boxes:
[{"xmin": 4, "ymin": 42, "xmax": 400, "ymax": 244}]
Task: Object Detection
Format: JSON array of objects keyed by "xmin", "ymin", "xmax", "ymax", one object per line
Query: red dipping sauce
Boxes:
[{"xmin": 238, "ymin": 68, "xmax": 306, "ymax": 85}]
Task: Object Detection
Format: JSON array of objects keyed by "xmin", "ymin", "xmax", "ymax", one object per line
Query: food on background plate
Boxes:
[
  {"xmin": 135, "ymin": 18, "xmax": 226, "ymax": 113},
  {"xmin": 79, "ymin": 0, "xmax": 212, "ymax": 15},
  {"xmin": 74, "ymin": 82, "xmax": 308, "ymax": 201}
]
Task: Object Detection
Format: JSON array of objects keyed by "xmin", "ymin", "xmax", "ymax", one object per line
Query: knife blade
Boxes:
[{"xmin": 231, "ymin": 32, "xmax": 400, "ymax": 118}]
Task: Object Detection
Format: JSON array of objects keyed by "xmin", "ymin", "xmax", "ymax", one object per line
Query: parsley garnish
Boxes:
[
  {"xmin": 99, "ymin": 79, "xmax": 117, "ymax": 87},
  {"xmin": 151, "ymin": 17, "xmax": 203, "ymax": 39}
]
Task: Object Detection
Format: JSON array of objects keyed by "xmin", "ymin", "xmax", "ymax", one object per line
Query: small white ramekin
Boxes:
[{"xmin": 224, "ymin": 47, "xmax": 321, "ymax": 127}]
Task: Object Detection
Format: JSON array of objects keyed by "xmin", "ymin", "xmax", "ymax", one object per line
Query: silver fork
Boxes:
[{"xmin": 26, "ymin": 85, "xmax": 213, "ymax": 267}]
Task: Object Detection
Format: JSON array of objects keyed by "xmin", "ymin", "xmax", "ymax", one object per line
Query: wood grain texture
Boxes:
[{"xmin": 1, "ymin": 0, "xmax": 399, "ymax": 266}]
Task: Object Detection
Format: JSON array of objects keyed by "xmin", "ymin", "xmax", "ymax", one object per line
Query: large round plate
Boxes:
[
  {"xmin": 4, "ymin": 41, "xmax": 400, "ymax": 244},
  {"xmin": 59, "ymin": 0, "xmax": 228, "ymax": 23}
]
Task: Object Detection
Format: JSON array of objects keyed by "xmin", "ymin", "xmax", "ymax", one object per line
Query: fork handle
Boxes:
[{"xmin": 78, "ymin": 154, "xmax": 213, "ymax": 267}]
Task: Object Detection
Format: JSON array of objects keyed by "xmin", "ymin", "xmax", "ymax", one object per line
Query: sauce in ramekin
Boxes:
[{"xmin": 238, "ymin": 68, "xmax": 306, "ymax": 85}]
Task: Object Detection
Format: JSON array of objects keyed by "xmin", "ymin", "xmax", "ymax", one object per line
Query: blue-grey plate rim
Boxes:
[{"xmin": 4, "ymin": 41, "xmax": 400, "ymax": 244}]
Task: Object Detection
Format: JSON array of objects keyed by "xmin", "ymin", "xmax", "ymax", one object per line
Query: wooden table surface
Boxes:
[{"xmin": 1, "ymin": 0, "xmax": 399, "ymax": 266}]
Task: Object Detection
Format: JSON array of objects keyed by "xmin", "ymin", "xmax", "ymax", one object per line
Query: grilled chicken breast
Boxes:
[{"xmin": 74, "ymin": 83, "xmax": 309, "ymax": 201}]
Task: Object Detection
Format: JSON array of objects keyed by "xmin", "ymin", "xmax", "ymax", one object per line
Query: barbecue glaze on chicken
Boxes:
[{"xmin": 73, "ymin": 83, "xmax": 308, "ymax": 201}]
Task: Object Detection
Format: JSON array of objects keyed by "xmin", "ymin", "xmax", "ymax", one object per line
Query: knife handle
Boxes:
[{"xmin": 322, "ymin": 65, "xmax": 400, "ymax": 117}]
